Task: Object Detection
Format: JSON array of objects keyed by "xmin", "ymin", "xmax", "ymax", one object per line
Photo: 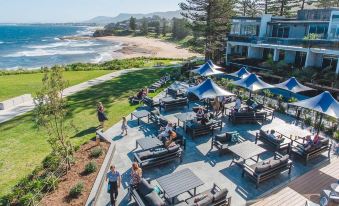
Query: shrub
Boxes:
[
  {"xmin": 42, "ymin": 174, "xmax": 59, "ymax": 192},
  {"xmin": 334, "ymin": 131, "xmax": 339, "ymax": 140},
  {"xmin": 42, "ymin": 154, "xmax": 61, "ymax": 171},
  {"xmin": 304, "ymin": 117, "xmax": 312, "ymax": 126},
  {"xmin": 84, "ymin": 161, "xmax": 97, "ymax": 175},
  {"xmin": 19, "ymin": 192, "xmax": 40, "ymax": 206},
  {"xmin": 69, "ymin": 182, "xmax": 84, "ymax": 198},
  {"xmin": 90, "ymin": 147, "xmax": 103, "ymax": 158}
]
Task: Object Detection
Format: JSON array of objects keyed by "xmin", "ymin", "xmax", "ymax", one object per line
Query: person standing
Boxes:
[
  {"xmin": 106, "ymin": 165, "xmax": 121, "ymax": 206},
  {"xmin": 234, "ymin": 96, "xmax": 242, "ymax": 112},
  {"xmin": 97, "ymin": 102, "xmax": 108, "ymax": 129},
  {"xmin": 121, "ymin": 116, "xmax": 128, "ymax": 136},
  {"xmin": 128, "ymin": 162, "xmax": 143, "ymax": 201}
]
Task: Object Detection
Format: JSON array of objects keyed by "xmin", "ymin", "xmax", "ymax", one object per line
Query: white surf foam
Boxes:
[{"xmin": 4, "ymin": 48, "xmax": 95, "ymax": 57}]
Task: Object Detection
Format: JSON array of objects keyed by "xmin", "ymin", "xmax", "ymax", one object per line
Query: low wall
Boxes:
[{"xmin": 0, "ymin": 94, "xmax": 32, "ymax": 110}]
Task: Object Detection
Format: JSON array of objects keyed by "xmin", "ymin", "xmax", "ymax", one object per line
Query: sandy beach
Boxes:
[{"xmin": 97, "ymin": 35, "xmax": 201, "ymax": 59}]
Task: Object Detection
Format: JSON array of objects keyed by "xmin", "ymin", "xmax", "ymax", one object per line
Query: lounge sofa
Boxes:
[
  {"xmin": 131, "ymin": 178, "xmax": 165, "ymax": 206},
  {"xmin": 134, "ymin": 145, "xmax": 183, "ymax": 168},
  {"xmin": 211, "ymin": 131, "xmax": 246, "ymax": 155},
  {"xmin": 242, "ymin": 153, "xmax": 292, "ymax": 188},
  {"xmin": 255, "ymin": 130, "xmax": 292, "ymax": 153},
  {"xmin": 159, "ymin": 97, "xmax": 189, "ymax": 111},
  {"xmin": 166, "ymin": 88, "xmax": 185, "ymax": 98},
  {"xmin": 228, "ymin": 111, "xmax": 268, "ymax": 124},
  {"xmin": 149, "ymin": 109, "xmax": 174, "ymax": 128},
  {"xmin": 186, "ymin": 120, "xmax": 222, "ymax": 138},
  {"xmin": 291, "ymin": 137, "xmax": 331, "ymax": 165},
  {"xmin": 184, "ymin": 183, "xmax": 231, "ymax": 206},
  {"xmin": 143, "ymin": 96, "xmax": 160, "ymax": 108}
]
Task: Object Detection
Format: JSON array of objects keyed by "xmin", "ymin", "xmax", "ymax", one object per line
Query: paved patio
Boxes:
[{"xmin": 96, "ymin": 94, "xmax": 334, "ymax": 206}]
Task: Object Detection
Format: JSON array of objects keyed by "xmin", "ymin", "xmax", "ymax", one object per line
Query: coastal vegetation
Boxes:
[
  {"xmin": 0, "ymin": 66, "xmax": 178, "ymax": 203},
  {"xmin": 0, "ymin": 57, "xmax": 181, "ymax": 101}
]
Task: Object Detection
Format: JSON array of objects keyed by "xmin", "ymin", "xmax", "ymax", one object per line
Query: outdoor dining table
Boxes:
[
  {"xmin": 228, "ymin": 141, "xmax": 267, "ymax": 167},
  {"xmin": 174, "ymin": 111, "xmax": 196, "ymax": 128},
  {"xmin": 135, "ymin": 138, "xmax": 163, "ymax": 150},
  {"xmin": 156, "ymin": 168, "xmax": 204, "ymax": 205},
  {"xmin": 331, "ymin": 183, "xmax": 339, "ymax": 193},
  {"xmin": 130, "ymin": 110, "xmax": 150, "ymax": 125}
]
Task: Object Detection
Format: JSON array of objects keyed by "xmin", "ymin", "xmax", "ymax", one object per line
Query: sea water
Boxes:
[{"xmin": 0, "ymin": 24, "xmax": 121, "ymax": 70}]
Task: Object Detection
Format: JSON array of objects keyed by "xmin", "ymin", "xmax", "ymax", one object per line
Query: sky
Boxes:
[{"xmin": 0, "ymin": 0, "xmax": 183, "ymax": 23}]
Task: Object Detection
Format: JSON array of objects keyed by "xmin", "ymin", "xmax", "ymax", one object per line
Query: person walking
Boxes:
[
  {"xmin": 128, "ymin": 162, "xmax": 143, "ymax": 201},
  {"xmin": 121, "ymin": 116, "xmax": 128, "ymax": 136},
  {"xmin": 106, "ymin": 165, "xmax": 121, "ymax": 206},
  {"xmin": 97, "ymin": 102, "xmax": 108, "ymax": 129}
]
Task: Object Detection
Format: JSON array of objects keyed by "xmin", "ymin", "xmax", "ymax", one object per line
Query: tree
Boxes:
[
  {"xmin": 141, "ymin": 17, "xmax": 149, "ymax": 35},
  {"xmin": 267, "ymin": 0, "xmax": 300, "ymax": 17},
  {"xmin": 315, "ymin": 0, "xmax": 339, "ymax": 8},
  {"xmin": 34, "ymin": 67, "xmax": 74, "ymax": 171},
  {"xmin": 129, "ymin": 17, "xmax": 137, "ymax": 31},
  {"xmin": 180, "ymin": 0, "xmax": 236, "ymax": 61},
  {"xmin": 235, "ymin": 0, "xmax": 264, "ymax": 17},
  {"xmin": 154, "ymin": 21, "xmax": 161, "ymax": 37},
  {"xmin": 172, "ymin": 18, "xmax": 191, "ymax": 39},
  {"xmin": 162, "ymin": 19, "xmax": 168, "ymax": 37}
]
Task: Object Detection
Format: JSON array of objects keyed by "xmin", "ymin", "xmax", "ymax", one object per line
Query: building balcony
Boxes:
[{"xmin": 227, "ymin": 35, "xmax": 339, "ymax": 50}]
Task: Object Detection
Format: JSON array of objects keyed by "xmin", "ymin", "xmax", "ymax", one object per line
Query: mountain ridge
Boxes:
[{"xmin": 83, "ymin": 10, "xmax": 182, "ymax": 25}]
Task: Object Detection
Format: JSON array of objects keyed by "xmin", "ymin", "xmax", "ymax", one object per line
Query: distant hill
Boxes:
[{"xmin": 84, "ymin": 10, "xmax": 182, "ymax": 25}]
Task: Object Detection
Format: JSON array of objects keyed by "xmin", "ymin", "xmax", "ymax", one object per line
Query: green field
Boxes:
[
  {"xmin": 0, "ymin": 70, "xmax": 112, "ymax": 101},
  {"xmin": 0, "ymin": 67, "xmax": 173, "ymax": 196}
]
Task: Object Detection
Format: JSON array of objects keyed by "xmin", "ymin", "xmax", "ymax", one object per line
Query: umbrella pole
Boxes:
[{"xmin": 317, "ymin": 113, "xmax": 323, "ymax": 134}]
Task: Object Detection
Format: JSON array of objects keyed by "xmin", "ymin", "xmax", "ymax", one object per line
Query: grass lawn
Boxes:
[
  {"xmin": 0, "ymin": 70, "xmax": 112, "ymax": 102},
  {"xmin": 0, "ymin": 67, "xmax": 174, "ymax": 197}
]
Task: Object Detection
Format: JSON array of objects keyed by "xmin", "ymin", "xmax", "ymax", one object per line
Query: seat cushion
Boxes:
[
  {"xmin": 138, "ymin": 179, "xmax": 154, "ymax": 196},
  {"xmin": 144, "ymin": 191, "xmax": 165, "ymax": 206},
  {"xmin": 197, "ymin": 195, "xmax": 213, "ymax": 206},
  {"xmin": 279, "ymin": 154, "xmax": 289, "ymax": 164},
  {"xmin": 168, "ymin": 145, "xmax": 180, "ymax": 153},
  {"xmin": 151, "ymin": 109, "xmax": 160, "ymax": 116},
  {"xmin": 255, "ymin": 163, "xmax": 271, "ymax": 173},
  {"xmin": 215, "ymin": 134, "xmax": 229, "ymax": 143},
  {"xmin": 320, "ymin": 138, "xmax": 329, "ymax": 146},
  {"xmin": 153, "ymin": 149, "xmax": 168, "ymax": 157},
  {"xmin": 270, "ymin": 159, "xmax": 281, "ymax": 168},
  {"xmin": 213, "ymin": 188, "xmax": 228, "ymax": 202},
  {"xmin": 138, "ymin": 150, "xmax": 153, "ymax": 160}
]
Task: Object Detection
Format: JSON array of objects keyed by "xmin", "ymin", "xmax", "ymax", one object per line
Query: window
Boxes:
[{"xmin": 271, "ymin": 25, "xmax": 289, "ymax": 38}]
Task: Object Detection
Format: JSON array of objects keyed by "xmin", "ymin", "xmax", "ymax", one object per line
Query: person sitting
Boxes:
[
  {"xmin": 268, "ymin": 130, "xmax": 282, "ymax": 141},
  {"xmin": 136, "ymin": 89, "xmax": 144, "ymax": 100},
  {"xmin": 158, "ymin": 122, "xmax": 173, "ymax": 141},
  {"xmin": 142, "ymin": 87, "xmax": 148, "ymax": 97},
  {"xmin": 304, "ymin": 135, "xmax": 313, "ymax": 150},
  {"xmin": 234, "ymin": 96, "xmax": 242, "ymax": 112},
  {"xmin": 165, "ymin": 131, "xmax": 177, "ymax": 148},
  {"xmin": 196, "ymin": 106, "xmax": 205, "ymax": 121},
  {"xmin": 200, "ymin": 113, "xmax": 209, "ymax": 125}
]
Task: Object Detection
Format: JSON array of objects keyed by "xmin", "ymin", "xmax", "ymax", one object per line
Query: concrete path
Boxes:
[{"xmin": 0, "ymin": 68, "xmax": 143, "ymax": 124}]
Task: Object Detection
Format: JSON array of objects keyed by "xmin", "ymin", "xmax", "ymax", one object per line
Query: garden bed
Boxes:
[{"xmin": 40, "ymin": 140, "xmax": 110, "ymax": 206}]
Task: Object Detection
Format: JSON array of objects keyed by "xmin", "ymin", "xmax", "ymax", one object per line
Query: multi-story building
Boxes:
[{"xmin": 226, "ymin": 8, "xmax": 339, "ymax": 74}]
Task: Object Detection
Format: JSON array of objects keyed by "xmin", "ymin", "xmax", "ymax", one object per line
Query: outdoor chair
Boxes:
[
  {"xmin": 291, "ymin": 137, "xmax": 332, "ymax": 165},
  {"xmin": 211, "ymin": 131, "xmax": 246, "ymax": 155},
  {"xmin": 321, "ymin": 190, "xmax": 339, "ymax": 205},
  {"xmin": 143, "ymin": 96, "xmax": 159, "ymax": 108},
  {"xmin": 133, "ymin": 145, "xmax": 183, "ymax": 168},
  {"xmin": 159, "ymin": 97, "xmax": 189, "ymax": 112},
  {"xmin": 130, "ymin": 178, "xmax": 165, "ymax": 206},
  {"xmin": 242, "ymin": 153, "xmax": 293, "ymax": 188},
  {"xmin": 129, "ymin": 96, "xmax": 143, "ymax": 105},
  {"xmin": 185, "ymin": 183, "xmax": 231, "ymax": 206},
  {"xmin": 228, "ymin": 110, "xmax": 267, "ymax": 124},
  {"xmin": 186, "ymin": 119, "xmax": 222, "ymax": 138},
  {"xmin": 166, "ymin": 88, "xmax": 185, "ymax": 99},
  {"xmin": 255, "ymin": 129, "xmax": 292, "ymax": 153}
]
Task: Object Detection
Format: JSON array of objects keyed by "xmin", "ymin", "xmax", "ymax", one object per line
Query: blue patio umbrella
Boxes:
[
  {"xmin": 274, "ymin": 77, "xmax": 314, "ymax": 94},
  {"xmin": 232, "ymin": 73, "xmax": 274, "ymax": 97},
  {"xmin": 188, "ymin": 78, "xmax": 235, "ymax": 100},
  {"xmin": 290, "ymin": 91, "xmax": 339, "ymax": 132},
  {"xmin": 206, "ymin": 60, "xmax": 222, "ymax": 69},
  {"xmin": 191, "ymin": 62, "xmax": 224, "ymax": 77},
  {"xmin": 227, "ymin": 67, "xmax": 251, "ymax": 79}
]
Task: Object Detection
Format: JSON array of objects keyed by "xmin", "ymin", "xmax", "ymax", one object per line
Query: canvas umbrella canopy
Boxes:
[
  {"xmin": 290, "ymin": 91, "xmax": 339, "ymax": 132},
  {"xmin": 207, "ymin": 60, "xmax": 223, "ymax": 69},
  {"xmin": 274, "ymin": 77, "xmax": 314, "ymax": 94},
  {"xmin": 227, "ymin": 67, "xmax": 251, "ymax": 79},
  {"xmin": 191, "ymin": 62, "xmax": 224, "ymax": 77},
  {"xmin": 188, "ymin": 78, "xmax": 235, "ymax": 100},
  {"xmin": 232, "ymin": 73, "xmax": 274, "ymax": 97}
]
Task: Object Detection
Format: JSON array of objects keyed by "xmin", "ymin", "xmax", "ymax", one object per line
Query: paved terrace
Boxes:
[{"xmin": 96, "ymin": 93, "xmax": 335, "ymax": 206}]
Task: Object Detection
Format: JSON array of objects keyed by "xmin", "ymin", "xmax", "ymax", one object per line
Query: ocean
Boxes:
[{"xmin": 0, "ymin": 24, "xmax": 121, "ymax": 70}]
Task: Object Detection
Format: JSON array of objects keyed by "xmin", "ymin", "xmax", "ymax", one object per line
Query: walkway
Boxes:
[
  {"xmin": 252, "ymin": 158, "xmax": 339, "ymax": 206},
  {"xmin": 0, "ymin": 67, "xmax": 156, "ymax": 124}
]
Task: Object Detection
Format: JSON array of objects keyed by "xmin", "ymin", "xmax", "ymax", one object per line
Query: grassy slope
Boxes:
[
  {"xmin": 0, "ymin": 70, "xmax": 112, "ymax": 102},
  {"xmin": 0, "ymin": 67, "xmax": 171, "ymax": 196}
]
